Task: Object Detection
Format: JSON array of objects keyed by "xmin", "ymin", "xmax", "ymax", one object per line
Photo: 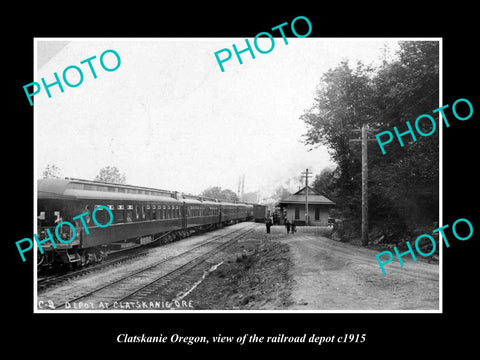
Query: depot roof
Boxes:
[{"xmin": 278, "ymin": 186, "xmax": 335, "ymax": 205}]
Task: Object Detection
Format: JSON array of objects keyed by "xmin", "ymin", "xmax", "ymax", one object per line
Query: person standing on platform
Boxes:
[
  {"xmin": 285, "ymin": 219, "xmax": 291, "ymax": 234},
  {"xmin": 291, "ymin": 220, "xmax": 296, "ymax": 234},
  {"xmin": 265, "ymin": 217, "xmax": 272, "ymax": 233}
]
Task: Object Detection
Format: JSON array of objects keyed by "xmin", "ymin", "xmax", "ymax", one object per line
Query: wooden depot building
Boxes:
[{"xmin": 278, "ymin": 186, "xmax": 335, "ymax": 226}]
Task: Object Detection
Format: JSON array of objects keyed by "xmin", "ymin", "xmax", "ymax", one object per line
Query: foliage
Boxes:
[
  {"xmin": 94, "ymin": 166, "xmax": 127, "ymax": 184},
  {"xmin": 302, "ymin": 41, "xmax": 439, "ymax": 242},
  {"xmin": 42, "ymin": 164, "xmax": 62, "ymax": 179},
  {"xmin": 201, "ymin": 186, "xmax": 239, "ymax": 202},
  {"xmin": 311, "ymin": 166, "xmax": 337, "ymax": 199}
]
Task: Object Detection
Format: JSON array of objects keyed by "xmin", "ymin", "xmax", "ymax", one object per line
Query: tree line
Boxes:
[{"xmin": 302, "ymin": 41, "xmax": 439, "ymax": 243}]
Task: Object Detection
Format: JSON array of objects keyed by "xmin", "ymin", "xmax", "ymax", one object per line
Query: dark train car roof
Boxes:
[
  {"xmin": 37, "ymin": 178, "xmax": 180, "ymax": 203},
  {"xmin": 38, "ymin": 178, "xmax": 259, "ymax": 207}
]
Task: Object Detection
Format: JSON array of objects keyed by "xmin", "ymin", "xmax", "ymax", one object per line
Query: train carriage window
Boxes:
[
  {"xmin": 126, "ymin": 205, "xmax": 133, "ymax": 222},
  {"xmin": 167, "ymin": 205, "xmax": 171, "ymax": 219},
  {"xmin": 93, "ymin": 205, "xmax": 110, "ymax": 225},
  {"xmin": 135, "ymin": 205, "xmax": 139, "ymax": 220},
  {"xmin": 176, "ymin": 205, "xmax": 180, "ymax": 218},
  {"xmin": 83, "ymin": 205, "xmax": 91, "ymax": 224},
  {"xmin": 145, "ymin": 205, "xmax": 151, "ymax": 220},
  {"xmin": 141, "ymin": 205, "xmax": 146, "ymax": 220},
  {"xmin": 116, "ymin": 204, "xmax": 125, "ymax": 222}
]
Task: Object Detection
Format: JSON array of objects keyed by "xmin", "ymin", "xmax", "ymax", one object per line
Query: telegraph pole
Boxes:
[
  {"xmin": 301, "ymin": 169, "xmax": 312, "ymax": 226},
  {"xmin": 349, "ymin": 124, "xmax": 377, "ymax": 246}
]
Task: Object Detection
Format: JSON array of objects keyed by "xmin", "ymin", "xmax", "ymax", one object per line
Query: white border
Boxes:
[{"xmin": 33, "ymin": 37, "xmax": 443, "ymax": 314}]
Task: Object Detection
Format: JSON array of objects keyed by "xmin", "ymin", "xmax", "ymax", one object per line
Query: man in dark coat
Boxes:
[{"xmin": 265, "ymin": 217, "xmax": 272, "ymax": 233}]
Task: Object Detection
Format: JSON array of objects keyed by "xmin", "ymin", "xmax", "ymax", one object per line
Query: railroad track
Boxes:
[
  {"xmin": 37, "ymin": 248, "xmax": 150, "ymax": 291},
  {"xmin": 40, "ymin": 222, "xmax": 257, "ymax": 310},
  {"xmin": 37, "ymin": 226, "xmax": 214, "ymax": 291}
]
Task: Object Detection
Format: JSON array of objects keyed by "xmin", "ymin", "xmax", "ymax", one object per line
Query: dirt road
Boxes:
[{"xmin": 275, "ymin": 227, "xmax": 439, "ymax": 311}]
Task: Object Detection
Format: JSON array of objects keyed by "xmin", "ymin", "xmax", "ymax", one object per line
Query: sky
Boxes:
[{"xmin": 35, "ymin": 38, "xmax": 400, "ymax": 200}]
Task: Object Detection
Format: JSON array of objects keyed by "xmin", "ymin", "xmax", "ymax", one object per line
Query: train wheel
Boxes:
[{"xmin": 79, "ymin": 253, "xmax": 87, "ymax": 267}]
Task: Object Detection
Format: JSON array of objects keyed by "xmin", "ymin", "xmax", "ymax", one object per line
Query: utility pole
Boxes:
[
  {"xmin": 349, "ymin": 124, "xmax": 378, "ymax": 246},
  {"xmin": 237, "ymin": 176, "xmax": 241, "ymax": 199},
  {"xmin": 301, "ymin": 169, "xmax": 312, "ymax": 226},
  {"xmin": 241, "ymin": 174, "xmax": 245, "ymax": 199}
]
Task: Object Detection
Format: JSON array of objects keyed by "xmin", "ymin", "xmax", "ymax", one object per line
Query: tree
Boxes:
[
  {"xmin": 311, "ymin": 166, "xmax": 337, "ymax": 199},
  {"xmin": 94, "ymin": 166, "xmax": 126, "ymax": 184},
  {"xmin": 42, "ymin": 164, "xmax": 62, "ymax": 179},
  {"xmin": 201, "ymin": 186, "xmax": 239, "ymax": 202},
  {"xmin": 301, "ymin": 41, "xmax": 439, "ymax": 241}
]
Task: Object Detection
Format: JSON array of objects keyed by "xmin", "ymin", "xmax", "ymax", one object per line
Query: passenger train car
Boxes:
[{"xmin": 37, "ymin": 178, "xmax": 254, "ymax": 268}]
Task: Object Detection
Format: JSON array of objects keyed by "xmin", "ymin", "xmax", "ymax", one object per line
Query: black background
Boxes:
[{"xmin": 5, "ymin": 5, "xmax": 477, "ymax": 356}]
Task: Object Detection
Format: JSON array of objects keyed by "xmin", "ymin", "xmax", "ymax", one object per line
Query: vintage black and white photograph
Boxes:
[{"xmin": 34, "ymin": 37, "xmax": 441, "ymax": 312}]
